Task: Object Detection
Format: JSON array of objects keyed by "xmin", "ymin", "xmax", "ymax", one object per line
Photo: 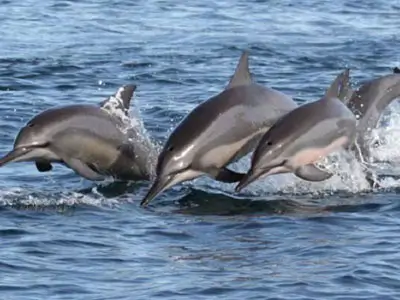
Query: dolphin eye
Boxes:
[
  {"xmin": 27, "ymin": 123, "xmax": 35, "ymax": 128},
  {"xmin": 167, "ymin": 146, "xmax": 174, "ymax": 151},
  {"xmin": 267, "ymin": 141, "xmax": 273, "ymax": 146}
]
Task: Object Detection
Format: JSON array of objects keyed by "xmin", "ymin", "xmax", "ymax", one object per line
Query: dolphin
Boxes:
[
  {"xmin": 0, "ymin": 85, "xmax": 152, "ymax": 181},
  {"xmin": 345, "ymin": 68, "xmax": 400, "ymax": 162},
  {"xmin": 235, "ymin": 69, "xmax": 357, "ymax": 192},
  {"xmin": 140, "ymin": 51, "xmax": 298, "ymax": 206}
]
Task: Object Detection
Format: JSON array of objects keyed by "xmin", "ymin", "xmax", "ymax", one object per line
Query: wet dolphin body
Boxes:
[
  {"xmin": 0, "ymin": 85, "xmax": 152, "ymax": 181},
  {"xmin": 346, "ymin": 68, "xmax": 400, "ymax": 162},
  {"xmin": 235, "ymin": 69, "xmax": 357, "ymax": 192},
  {"xmin": 140, "ymin": 51, "xmax": 298, "ymax": 206}
]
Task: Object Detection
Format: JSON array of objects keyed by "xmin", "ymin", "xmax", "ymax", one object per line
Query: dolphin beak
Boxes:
[
  {"xmin": 0, "ymin": 147, "xmax": 35, "ymax": 167},
  {"xmin": 140, "ymin": 175, "xmax": 174, "ymax": 207},
  {"xmin": 235, "ymin": 168, "xmax": 262, "ymax": 192},
  {"xmin": 235, "ymin": 161, "xmax": 290, "ymax": 192},
  {"xmin": 140, "ymin": 168, "xmax": 203, "ymax": 207}
]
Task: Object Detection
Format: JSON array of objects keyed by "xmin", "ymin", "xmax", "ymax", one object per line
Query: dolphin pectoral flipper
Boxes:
[
  {"xmin": 211, "ymin": 167, "xmax": 245, "ymax": 183},
  {"xmin": 63, "ymin": 157, "xmax": 105, "ymax": 181},
  {"xmin": 294, "ymin": 164, "xmax": 333, "ymax": 182},
  {"xmin": 35, "ymin": 161, "xmax": 53, "ymax": 172}
]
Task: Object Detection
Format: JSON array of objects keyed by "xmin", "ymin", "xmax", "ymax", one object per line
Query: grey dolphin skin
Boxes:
[
  {"xmin": 235, "ymin": 69, "xmax": 357, "ymax": 192},
  {"xmin": 140, "ymin": 51, "xmax": 298, "ymax": 206},
  {"xmin": 346, "ymin": 69, "xmax": 400, "ymax": 162},
  {"xmin": 0, "ymin": 85, "xmax": 152, "ymax": 181}
]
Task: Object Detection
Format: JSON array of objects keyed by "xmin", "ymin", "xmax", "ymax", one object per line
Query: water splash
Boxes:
[
  {"xmin": 0, "ymin": 187, "xmax": 120, "ymax": 208},
  {"xmin": 100, "ymin": 86, "xmax": 160, "ymax": 178},
  {"xmin": 369, "ymin": 101, "xmax": 400, "ymax": 163}
]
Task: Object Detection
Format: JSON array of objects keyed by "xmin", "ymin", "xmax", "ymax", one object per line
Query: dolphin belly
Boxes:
[{"xmin": 289, "ymin": 136, "xmax": 349, "ymax": 169}]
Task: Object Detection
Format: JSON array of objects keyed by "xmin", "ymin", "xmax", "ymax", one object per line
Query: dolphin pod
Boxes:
[
  {"xmin": 139, "ymin": 51, "xmax": 298, "ymax": 206},
  {"xmin": 0, "ymin": 50, "xmax": 399, "ymax": 207},
  {"xmin": 138, "ymin": 56, "xmax": 399, "ymax": 205},
  {"xmin": 0, "ymin": 85, "xmax": 153, "ymax": 181},
  {"xmin": 235, "ymin": 69, "xmax": 357, "ymax": 192}
]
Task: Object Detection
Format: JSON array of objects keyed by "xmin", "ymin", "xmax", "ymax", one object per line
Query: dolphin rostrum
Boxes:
[
  {"xmin": 0, "ymin": 85, "xmax": 152, "ymax": 181},
  {"xmin": 235, "ymin": 69, "xmax": 357, "ymax": 192},
  {"xmin": 140, "ymin": 51, "xmax": 298, "ymax": 206},
  {"xmin": 346, "ymin": 69, "xmax": 400, "ymax": 162}
]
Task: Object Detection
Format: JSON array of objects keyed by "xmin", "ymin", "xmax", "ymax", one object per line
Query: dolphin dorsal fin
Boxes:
[
  {"xmin": 324, "ymin": 68, "xmax": 353, "ymax": 103},
  {"xmin": 394, "ymin": 67, "xmax": 400, "ymax": 74},
  {"xmin": 99, "ymin": 84, "xmax": 137, "ymax": 110},
  {"xmin": 115, "ymin": 84, "xmax": 137, "ymax": 110},
  {"xmin": 226, "ymin": 51, "xmax": 252, "ymax": 89}
]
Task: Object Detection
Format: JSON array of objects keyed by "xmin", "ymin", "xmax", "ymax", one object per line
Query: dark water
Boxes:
[{"xmin": 1, "ymin": 0, "xmax": 400, "ymax": 299}]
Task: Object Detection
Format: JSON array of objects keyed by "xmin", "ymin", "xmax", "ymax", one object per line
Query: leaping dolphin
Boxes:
[
  {"xmin": 346, "ymin": 68, "xmax": 400, "ymax": 162},
  {"xmin": 0, "ymin": 85, "xmax": 153, "ymax": 181},
  {"xmin": 235, "ymin": 69, "xmax": 357, "ymax": 192},
  {"xmin": 140, "ymin": 51, "xmax": 298, "ymax": 206}
]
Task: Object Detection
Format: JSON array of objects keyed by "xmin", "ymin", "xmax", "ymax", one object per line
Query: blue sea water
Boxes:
[{"xmin": 1, "ymin": 0, "xmax": 400, "ymax": 299}]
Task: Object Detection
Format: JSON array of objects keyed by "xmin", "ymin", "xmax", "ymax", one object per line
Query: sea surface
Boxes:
[{"xmin": 1, "ymin": 0, "xmax": 400, "ymax": 299}]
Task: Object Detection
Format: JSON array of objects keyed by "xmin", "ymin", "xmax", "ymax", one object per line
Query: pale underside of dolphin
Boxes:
[
  {"xmin": 140, "ymin": 50, "xmax": 298, "ymax": 206},
  {"xmin": 235, "ymin": 68, "xmax": 357, "ymax": 192},
  {"xmin": 0, "ymin": 85, "xmax": 152, "ymax": 182}
]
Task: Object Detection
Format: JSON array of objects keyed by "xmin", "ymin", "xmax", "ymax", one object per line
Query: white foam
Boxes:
[
  {"xmin": 0, "ymin": 187, "xmax": 121, "ymax": 208},
  {"xmin": 100, "ymin": 87, "xmax": 161, "ymax": 178},
  {"xmin": 369, "ymin": 101, "xmax": 400, "ymax": 163}
]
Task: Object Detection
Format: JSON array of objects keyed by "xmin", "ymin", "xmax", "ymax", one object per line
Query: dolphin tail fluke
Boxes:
[
  {"xmin": 213, "ymin": 167, "xmax": 245, "ymax": 183},
  {"xmin": 226, "ymin": 50, "xmax": 252, "ymax": 89},
  {"xmin": 325, "ymin": 68, "xmax": 353, "ymax": 103},
  {"xmin": 294, "ymin": 164, "xmax": 333, "ymax": 182},
  {"xmin": 393, "ymin": 67, "xmax": 400, "ymax": 74}
]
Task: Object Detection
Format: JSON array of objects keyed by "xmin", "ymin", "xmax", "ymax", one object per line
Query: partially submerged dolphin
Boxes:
[
  {"xmin": 0, "ymin": 85, "xmax": 152, "ymax": 181},
  {"xmin": 346, "ymin": 68, "xmax": 400, "ymax": 162},
  {"xmin": 140, "ymin": 51, "xmax": 298, "ymax": 206},
  {"xmin": 235, "ymin": 69, "xmax": 357, "ymax": 192}
]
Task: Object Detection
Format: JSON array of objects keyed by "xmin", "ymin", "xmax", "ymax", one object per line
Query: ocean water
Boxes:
[{"xmin": 1, "ymin": 0, "xmax": 400, "ymax": 299}]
